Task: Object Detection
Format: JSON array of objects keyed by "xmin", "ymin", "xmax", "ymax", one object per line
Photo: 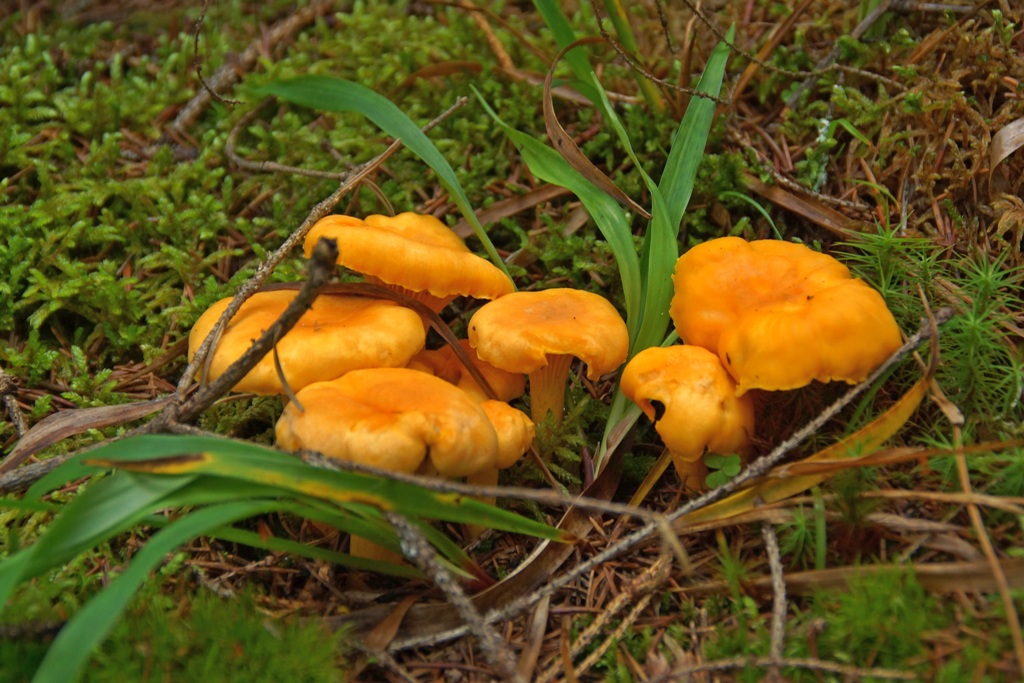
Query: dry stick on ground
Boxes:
[
  {"xmin": 783, "ymin": 0, "xmax": 896, "ymax": 107},
  {"xmin": 537, "ymin": 552, "xmax": 672, "ymax": 683},
  {"xmin": 150, "ymin": 237, "xmax": 339, "ymax": 429},
  {"xmin": 919, "ymin": 287, "xmax": 1024, "ymax": 672},
  {"xmin": 225, "ymin": 98, "xmax": 361, "ymax": 181},
  {"xmin": 761, "ymin": 521, "xmax": 787, "ymax": 680},
  {"xmin": 780, "ymin": 0, "xmax": 971, "ymax": 108},
  {"xmin": 0, "ymin": 243, "xmax": 338, "ymax": 489},
  {"xmin": 648, "ymin": 656, "xmax": 918, "ymax": 682},
  {"xmin": 384, "ymin": 511, "xmax": 524, "ymax": 683},
  {"xmin": 0, "ymin": 372, "xmax": 29, "ymax": 440},
  {"xmin": 952, "ymin": 415, "xmax": 1024, "ymax": 673},
  {"xmin": 389, "ymin": 309, "xmax": 952, "ymax": 651}
]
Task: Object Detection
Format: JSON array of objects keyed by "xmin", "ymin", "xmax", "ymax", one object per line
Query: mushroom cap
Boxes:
[
  {"xmin": 467, "ymin": 288, "xmax": 629, "ymax": 379},
  {"xmin": 670, "ymin": 237, "xmax": 902, "ymax": 395},
  {"xmin": 303, "ymin": 212, "xmax": 514, "ymax": 301},
  {"xmin": 188, "ymin": 290, "xmax": 425, "ymax": 395},
  {"xmin": 620, "ymin": 345, "xmax": 754, "ymax": 463},
  {"xmin": 275, "ymin": 368, "xmax": 499, "ymax": 477},
  {"xmin": 407, "ymin": 340, "xmax": 526, "ymax": 402},
  {"xmin": 478, "ymin": 400, "xmax": 535, "ymax": 470}
]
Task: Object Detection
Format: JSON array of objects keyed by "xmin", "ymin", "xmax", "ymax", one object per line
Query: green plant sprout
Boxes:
[
  {"xmin": 481, "ymin": 2, "xmax": 733, "ymax": 470},
  {"xmin": 704, "ymin": 453, "xmax": 743, "ymax": 489}
]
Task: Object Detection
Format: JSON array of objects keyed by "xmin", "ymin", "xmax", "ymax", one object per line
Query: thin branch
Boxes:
[
  {"xmin": 648, "ymin": 655, "xmax": 917, "ymax": 681},
  {"xmin": 0, "ymin": 372, "xmax": 29, "ymax": 439},
  {"xmin": 762, "ymin": 522, "xmax": 787, "ymax": 673},
  {"xmin": 384, "ymin": 511, "xmax": 523, "ymax": 683},
  {"xmin": 156, "ymin": 238, "xmax": 337, "ymax": 428},
  {"xmin": 168, "ymin": 0, "xmax": 336, "ymax": 137},
  {"xmin": 180, "ymin": 95, "xmax": 470, "ymax": 393}
]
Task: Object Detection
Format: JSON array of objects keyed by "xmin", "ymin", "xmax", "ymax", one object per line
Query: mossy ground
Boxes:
[{"xmin": 2, "ymin": 1, "xmax": 1023, "ymax": 681}]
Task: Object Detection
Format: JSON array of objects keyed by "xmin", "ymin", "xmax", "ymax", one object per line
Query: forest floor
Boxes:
[{"xmin": 1, "ymin": 1, "xmax": 1023, "ymax": 681}]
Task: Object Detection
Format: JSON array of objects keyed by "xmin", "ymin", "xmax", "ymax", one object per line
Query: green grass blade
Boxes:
[
  {"xmin": 475, "ymin": 91, "xmax": 641, "ymax": 328},
  {"xmin": 583, "ymin": 73, "xmax": 676, "ymax": 352},
  {"xmin": 0, "ymin": 472, "xmax": 195, "ymax": 613},
  {"xmin": 31, "ymin": 500, "xmax": 284, "ymax": 683},
  {"xmin": 633, "ymin": 190, "xmax": 677, "ymax": 351},
  {"xmin": 530, "ymin": 0, "xmax": 601, "ymax": 105},
  {"xmin": 599, "ymin": 0, "xmax": 664, "ymax": 111},
  {"xmin": 210, "ymin": 524, "xmax": 420, "ymax": 578},
  {"xmin": 82, "ymin": 434, "xmax": 566, "ymax": 541},
  {"xmin": 659, "ymin": 27, "xmax": 733, "ymax": 231},
  {"xmin": 252, "ymin": 75, "xmax": 509, "ymax": 278}
]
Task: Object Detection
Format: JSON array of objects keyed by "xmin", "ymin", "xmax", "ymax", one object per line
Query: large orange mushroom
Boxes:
[
  {"xmin": 275, "ymin": 367, "xmax": 499, "ymax": 477},
  {"xmin": 275, "ymin": 367, "xmax": 502, "ymax": 563},
  {"xmin": 670, "ymin": 237, "xmax": 902, "ymax": 395},
  {"xmin": 304, "ymin": 212, "xmax": 514, "ymax": 312},
  {"xmin": 467, "ymin": 288, "xmax": 629, "ymax": 424},
  {"xmin": 188, "ymin": 290, "xmax": 425, "ymax": 395},
  {"xmin": 621, "ymin": 345, "xmax": 755, "ymax": 489}
]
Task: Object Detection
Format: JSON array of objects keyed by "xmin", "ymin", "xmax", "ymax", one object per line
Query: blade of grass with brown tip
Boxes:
[
  {"xmin": 81, "ymin": 434, "xmax": 566, "ymax": 540},
  {"xmin": 677, "ymin": 371, "xmax": 932, "ymax": 528}
]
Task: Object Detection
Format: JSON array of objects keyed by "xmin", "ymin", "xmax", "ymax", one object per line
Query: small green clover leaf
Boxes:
[{"xmin": 704, "ymin": 453, "xmax": 742, "ymax": 489}]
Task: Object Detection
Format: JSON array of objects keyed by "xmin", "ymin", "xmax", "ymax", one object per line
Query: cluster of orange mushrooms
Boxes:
[
  {"xmin": 623, "ymin": 237, "xmax": 902, "ymax": 486},
  {"xmin": 188, "ymin": 213, "xmax": 902, "ymax": 557}
]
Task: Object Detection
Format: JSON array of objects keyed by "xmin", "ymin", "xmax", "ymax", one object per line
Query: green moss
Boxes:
[
  {"xmin": 702, "ymin": 568, "xmax": 944, "ymax": 681},
  {"xmin": 86, "ymin": 589, "xmax": 346, "ymax": 682},
  {"xmin": 0, "ymin": 587, "xmax": 347, "ymax": 683}
]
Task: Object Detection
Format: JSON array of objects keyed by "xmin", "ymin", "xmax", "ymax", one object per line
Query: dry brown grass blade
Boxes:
[
  {"xmin": 731, "ymin": 0, "xmax": 815, "ymax": 104},
  {"xmin": 516, "ymin": 594, "xmax": 550, "ymax": 681},
  {"xmin": 770, "ymin": 438, "xmax": 1024, "ymax": 478},
  {"xmin": 742, "ymin": 173, "xmax": 860, "ymax": 238},
  {"xmin": 543, "ymin": 37, "xmax": 652, "ymax": 220},
  {"xmin": 0, "ymin": 396, "xmax": 174, "ymax": 474},
  {"xmin": 681, "ymin": 558, "xmax": 1024, "ymax": 597},
  {"xmin": 677, "ymin": 372, "xmax": 932, "ymax": 528},
  {"xmin": 347, "ymin": 596, "xmax": 419, "ymax": 676},
  {"xmin": 627, "ymin": 445, "xmax": 674, "ymax": 507},
  {"xmin": 394, "ymin": 61, "xmax": 485, "ymax": 91},
  {"xmin": 952, "ymin": 429, "xmax": 1024, "ymax": 671},
  {"xmin": 990, "ymin": 116, "xmax": 1024, "ymax": 177},
  {"xmin": 451, "ymin": 185, "xmax": 572, "ymax": 239}
]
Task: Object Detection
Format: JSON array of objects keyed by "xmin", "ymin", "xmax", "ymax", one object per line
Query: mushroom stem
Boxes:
[
  {"xmin": 464, "ymin": 466, "xmax": 501, "ymax": 539},
  {"xmin": 669, "ymin": 449, "xmax": 711, "ymax": 491},
  {"xmin": 526, "ymin": 353, "xmax": 574, "ymax": 425},
  {"xmin": 349, "ymin": 534, "xmax": 406, "ymax": 565}
]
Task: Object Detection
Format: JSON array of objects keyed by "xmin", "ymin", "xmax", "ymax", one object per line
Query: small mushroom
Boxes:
[
  {"xmin": 407, "ymin": 340, "xmax": 526, "ymax": 403},
  {"xmin": 464, "ymin": 399, "xmax": 535, "ymax": 539},
  {"xmin": 620, "ymin": 345, "xmax": 755, "ymax": 489},
  {"xmin": 304, "ymin": 212, "xmax": 514, "ymax": 312},
  {"xmin": 670, "ymin": 237, "xmax": 902, "ymax": 395},
  {"xmin": 275, "ymin": 367, "xmax": 499, "ymax": 477},
  {"xmin": 275, "ymin": 368, "xmax": 502, "ymax": 563},
  {"xmin": 467, "ymin": 288, "xmax": 629, "ymax": 424},
  {"xmin": 188, "ymin": 290, "xmax": 425, "ymax": 395}
]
